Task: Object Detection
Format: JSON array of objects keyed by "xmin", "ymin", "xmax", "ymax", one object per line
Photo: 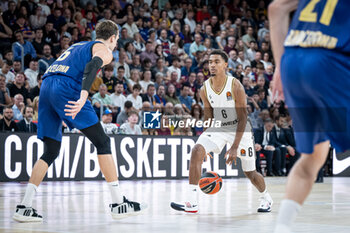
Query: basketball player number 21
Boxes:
[{"xmin": 299, "ymin": 0, "xmax": 338, "ymax": 26}]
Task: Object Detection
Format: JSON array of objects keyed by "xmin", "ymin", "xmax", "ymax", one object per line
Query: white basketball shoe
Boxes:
[
  {"xmin": 110, "ymin": 196, "xmax": 147, "ymax": 219},
  {"xmin": 13, "ymin": 205, "xmax": 43, "ymax": 222}
]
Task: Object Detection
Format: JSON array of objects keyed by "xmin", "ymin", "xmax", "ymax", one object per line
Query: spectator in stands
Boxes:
[
  {"xmin": 0, "ymin": 12, "xmax": 13, "ymax": 52},
  {"xmin": 123, "ymin": 15, "xmax": 139, "ymax": 38},
  {"xmin": 2, "ymin": 1, "xmax": 17, "ymax": 27},
  {"xmin": 16, "ymin": 106, "xmax": 37, "ymax": 133},
  {"xmin": 139, "ymin": 70, "xmax": 154, "ymax": 93},
  {"xmin": 13, "ymin": 15, "xmax": 35, "ymax": 41},
  {"xmin": 154, "ymin": 72, "xmax": 166, "ymax": 90},
  {"xmin": 0, "ymin": 74, "xmax": 12, "ymax": 113},
  {"xmin": 224, "ymin": 36, "xmax": 236, "ymax": 54},
  {"xmin": 242, "ymin": 76, "xmax": 255, "ymax": 97},
  {"xmin": 7, "ymin": 73, "xmax": 31, "ymax": 105},
  {"xmin": 157, "ymin": 29, "xmax": 171, "ymax": 55},
  {"xmin": 154, "ymin": 85, "xmax": 167, "ymax": 106},
  {"xmin": 242, "ymin": 26, "xmax": 255, "ymax": 49},
  {"xmin": 168, "ymin": 57, "xmax": 182, "ymax": 81},
  {"xmin": 12, "ymin": 94, "xmax": 25, "ymax": 121},
  {"xmin": 129, "ymin": 54, "xmax": 142, "ymax": 72},
  {"xmin": 132, "ymin": 32, "xmax": 145, "ymax": 54},
  {"xmin": 140, "ymin": 40, "xmax": 158, "ymax": 65},
  {"xmin": 2, "ymin": 50, "xmax": 13, "ymax": 64},
  {"xmin": 29, "ymin": 73, "xmax": 42, "ymax": 101},
  {"xmin": 250, "ymin": 51, "xmax": 262, "ymax": 69},
  {"xmin": 13, "ymin": 30, "xmax": 37, "ymax": 61},
  {"xmin": 273, "ymin": 115, "xmax": 296, "ymax": 176},
  {"xmin": 190, "ymin": 33, "xmax": 205, "ymax": 58},
  {"xmin": 47, "ymin": 7, "xmax": 67, "ymax": 30},
  {"xmin": 264, "ymin": 64, "xmax": 274, "ymax": 82},
  {"xmin": 258, "ymin": 19, "xmax": 269, "ymax": 42},
  {"xmin": 42, "ymin": 22, "xmax": 58, "ymax": 45},
  {"xmin": 185, "ymin": 72, "xmax": 199, "ymax": 96},
  {"xmin": 39, "ymin": 44, "xmax": 55, "ymax": 73},
  {"xmin": 152, "ymin": 58, "xmax": 169, "ymax": 78},
  {"xmin": 120, "ymin": 110, "xmax": 142, "ymax": 135},
  {"xmin": 179, "ymin": 84, "xmax": 193, "ymax": 114},
  {"xmin": 0, "ymin": 106, "xmax": 18, "ymax": 131},
  {"xmin": 0, "ymin": 61, "xmax": 15, "ymax": 83},
  {"xmin": 228, "ymin": 50, "xmax": 239, "ymax": 72},
  {"xmin": 30, "ymin": 6, "xmax": 47, "ymax": 30},
  {"xmin": 255, "ymin": 118, "xmax": 278, "ymax": 176},
  {"xmin": 12, "ymin": 60, "xmax": 22, "ymax": 75},
  {"xmin": 237, "ymin": 50, "xmax": 251, "ymax": 69},
  {"xmin": 102, "ymin": 64, "xmax": 117, "ymax": 94},
  {"xmin": 110, "ymin": 81, "xmax": 126, "ymax": 114},
  {"xmin": 115, "ymin": 50, "xmax": 130, "ymax": 79},
  {"xmin": 181, "ymin": 58, "xmax": 195, "ymax": 79},
  {"xmin": 53, "ymin": 36, "xmax": 71, "ymax": 58},
  {"xmin": 141, "ymin": 83, "xmax": 156, "ymax": 109},
  {"xmin": 24, "ymin": 59, "xmax": 39, "ymax": 89},
  {"xmin": 92, "ymin": 84, "xmax": 113, "ymax": 116},
  {"xmin": 118, "ymin": 28, "xmax": 134, "ymax": 51},
  {"xmin": 163, "ymin": 83, "xmax": 179, "ymax": 106},
  {"xmin": 117, "ymin": 100, "xmax": 134, "ymax": 125},
  {"xmin": 247, "ymin": 97, "xmax": 261, "ymax": 130},
  {"xmin": 127, "ymin": 84, "xmax": 142, "ymax": 111},
  {"xmin": 260, "ymin": 52, "xmax": 273, "ymax": 70},
  {"xmin": 101, "ymin": 108, "xmax": 119, "ymax": 134},
  {"xmin": 32, "ymin": 29, "xmax": 45, "ymax": 58}
]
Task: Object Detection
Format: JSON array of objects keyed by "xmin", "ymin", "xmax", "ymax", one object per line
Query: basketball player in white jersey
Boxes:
[{"xmin": 171, "ymin": 50, "xmax": 273, "ymax": 213}]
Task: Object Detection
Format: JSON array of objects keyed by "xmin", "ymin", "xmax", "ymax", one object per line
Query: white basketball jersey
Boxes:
[{"xmin": 204, "ymin": 75, "xmax": 252, "ymax": 132}]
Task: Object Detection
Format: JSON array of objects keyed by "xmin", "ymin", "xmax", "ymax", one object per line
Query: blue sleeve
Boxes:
[
  {"xmin": 13, "ymin": 44, "xmax": 21, "ymax": 60},
  {"xmin": 29, "ymin": 42, "xmax": 37, "ymax": 58}
]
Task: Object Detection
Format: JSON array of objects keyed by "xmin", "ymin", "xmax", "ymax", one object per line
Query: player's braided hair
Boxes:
[{"xmin": 95, "ymin": 20, "xmax": 119, "ymax": 40}]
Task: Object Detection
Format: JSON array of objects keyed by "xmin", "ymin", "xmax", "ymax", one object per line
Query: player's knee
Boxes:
[
  {"xmin": 191, "ymin": 144, "xmax": 205, "ymax": 162},
  {"xmin": 41, "ymin": 137, "xmax": 61, "ymax": 166},
  {"xmin": 81, "ymin": 123, "xmax": 112, "ymax": 155},
  {"xmin": 244, "ymin": 171, "xmax": 255, "ymax": 180},
  {"xmin": 95, "ymin": 134, "xmax": 111, "ymax": 155}
]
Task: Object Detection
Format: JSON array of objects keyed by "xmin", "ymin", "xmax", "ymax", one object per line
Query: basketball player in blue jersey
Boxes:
[
  {"xmin": 269, "ymin": 0, "xmax": 350, "ymax": 232},
  {"xmin": 13, "ymin": 20, "xmax": 146, "ymax": 222},
  {"xmin": 171, "ymin": 50, "xmax": 273, "ymax": 213}
]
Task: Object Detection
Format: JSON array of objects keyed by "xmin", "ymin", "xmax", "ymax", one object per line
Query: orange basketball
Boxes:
[{"xmin": 198, "ymin": 171, "xmax": 223, "ymax": 194}]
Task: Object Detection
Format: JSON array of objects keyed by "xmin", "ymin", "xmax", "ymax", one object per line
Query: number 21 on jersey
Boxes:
[{"xmin": 299, "ymin": 0, "xmax": 338, "ymax": 26}]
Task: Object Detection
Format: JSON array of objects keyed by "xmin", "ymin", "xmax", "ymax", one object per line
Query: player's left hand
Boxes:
[
  {"xmin": 272, "ymin": 66, "xmax": 285, "ymax": 103},
  {"xmin": 224, "ymin": 147, "xmax": 238, "ymax": 166},
  {"xmin": 64, "ymin": 99, "xmax": 85, "ymax": 119}
]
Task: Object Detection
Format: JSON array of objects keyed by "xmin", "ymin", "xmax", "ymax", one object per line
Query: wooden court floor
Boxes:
[{"xmin": 1, "ymin": 177, "xmax": 350, "ymax": 233}]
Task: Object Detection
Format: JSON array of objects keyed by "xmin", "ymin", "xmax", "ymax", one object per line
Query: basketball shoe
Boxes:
[
  {"xmin": 257, "ymin": 192, "xmax": 273, "ymax": 212},
  {"xmin": 110, "ymin": 196, "xmax": 147, "ymax": 219},
  {"xmin": 170, "ymin": 201, "xmax": 198, "ymax": 213},
  {"xmin": 13, "ymin": 205, "xmax": 43, "ymax": 222}
]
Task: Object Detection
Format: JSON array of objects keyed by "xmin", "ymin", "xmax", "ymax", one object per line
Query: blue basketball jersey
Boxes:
[
  {"xmin": 284, "ymin": 0, "xmax": 350, "ymax": 53},
  {"xmin": 43, "ymin": 41, "xmax": 102, "ymax": 85}
]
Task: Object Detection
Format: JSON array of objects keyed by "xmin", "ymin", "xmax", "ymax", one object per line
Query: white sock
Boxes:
[
  {"xmin": 188, "ymin": 184, "xmax": 198, "ymax": 204},
  {"xmin": 21, "ymin": 183, "xmax": 38, "ymax": 207},
  {"xmin": 274, "ymin": 199, "xmax": 301, "ymax": 232},
  {"xmin": 108, "ymin": 181, "xmax": 124, "ymax": 204},
  {"xmin": 260, "ymin": 188, "xmax": 267, "ymax": 197}
]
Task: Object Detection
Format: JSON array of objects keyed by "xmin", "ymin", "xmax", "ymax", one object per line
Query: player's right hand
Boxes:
[
  {"xmin": 64, "ymin": 99, "xmax": 85, "ymax": 120},
  {"xmin": 224, "ymin": 147, "xmax": 238, "ymax": 166},
  {"xmin": 203, "ymin": 153, "xmax": 213, "ymax": 163}
]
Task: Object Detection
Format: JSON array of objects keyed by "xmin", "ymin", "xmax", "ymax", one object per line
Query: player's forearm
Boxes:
[
  {"xmin": 232, "ymin": 112, "xmax": 247, "ymax": 149},
  {"xmin": 268, "ymin": 0, "xmax": 299, "ymax": 68},
  {"xmin": 79, "ymin": 90, "xmax": 89, "ymax": 103}
]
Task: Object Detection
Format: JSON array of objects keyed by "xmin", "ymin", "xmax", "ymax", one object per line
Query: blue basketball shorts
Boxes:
[
  {"xmin": 281, "ymin": 47, "xmax": 350, "ymax": 154},
  {"xmin": 37, "ymin": 75, "xmax": 99, "ymax": 141}
]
